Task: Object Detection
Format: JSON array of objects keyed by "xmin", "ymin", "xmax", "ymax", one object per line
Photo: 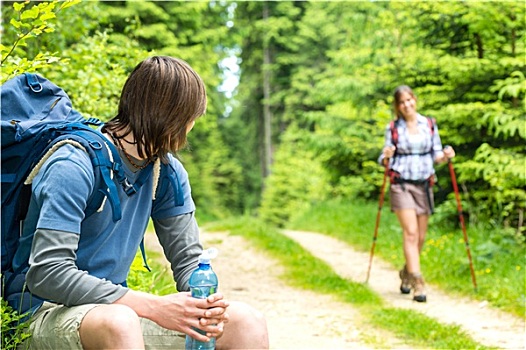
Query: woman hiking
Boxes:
[{"xmin": 378, "ymin": 85, "xmax": 455, "ymax": 302}]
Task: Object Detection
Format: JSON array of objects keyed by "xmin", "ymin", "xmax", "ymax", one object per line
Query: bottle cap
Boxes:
[{"xmin": 198, "ymin": 247, "xmax": 218, "ymax": 264}]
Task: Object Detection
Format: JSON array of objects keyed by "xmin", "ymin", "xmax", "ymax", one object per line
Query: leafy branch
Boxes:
[
  {"xmin": 1, "ymin": 298, "xmax": 31, "ymax": 350},
  {"xmin": 0, "ymin": 0, "xmax": 80, "ymax": 82}
]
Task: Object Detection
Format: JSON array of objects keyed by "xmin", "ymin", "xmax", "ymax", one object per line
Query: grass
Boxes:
[
  {"xmin": 287, "ymin": 199, "xmax": 526, "ymax": 318},
  {"xmin": 368, "ymin": 307, "xmax": 484, "ymax": 349},
  {"xmin": 205, "ymin": 216, "xmax": 492, "ymax": 350},
  {"xmin": 127, "ymin": 248, "xmax": 177, "ymax": 295}
]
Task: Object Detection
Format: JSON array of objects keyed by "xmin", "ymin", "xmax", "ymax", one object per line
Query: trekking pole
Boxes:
[
  {"xmin": 365, "ymin": 162, "xmax": 389, "ymax": 283},
  {"xmin": 447, "ymin": 154, "xmax": 478, "ymax": 292}
]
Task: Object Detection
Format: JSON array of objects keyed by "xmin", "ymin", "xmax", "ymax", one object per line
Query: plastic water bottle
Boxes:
[{"xmin": 185, "ymin": 248, "xmax": 219, "ymax": 350}]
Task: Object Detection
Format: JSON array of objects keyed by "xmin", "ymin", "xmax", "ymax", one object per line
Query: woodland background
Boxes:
[
  {"xmin": 1, "ymin": 2, "xmax": 525, "ymax": 347},
  {"xmin": 1, "ymin": 0, "xmax": 524, "ymax": 236}
]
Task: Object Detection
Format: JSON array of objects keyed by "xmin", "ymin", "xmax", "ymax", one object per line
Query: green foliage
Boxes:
[
  {"xmin": 184, "ymin": 122, "xmax": 245, "ymax": 220},
  {"xmin": 460, "ymin": 143, "xmax": 525, "ymax": 230},
  {"xmin": 127, "ymin": 249, "xmax": 177, "ymax": 295},
  {"xmin": 258, "ymin": 126, "xmax": 331, "ymax": 226},
  {"xmin": 0, "ymin": 0, "xmax": 80, "ymax": 82},
  {"xmin": 231, "ymin": 1, "xmax": 525, "ymax": 233},
  {"xmin": 1, "ymin": 298, "xmax": 31, "ymax": 350},
  {"xmin": 41, "ymin": 31, "xmax": 149, "ymax": 121},
  {"xmin": 217, "ymin": 110, "xmax": 264, "ymax": 213}
]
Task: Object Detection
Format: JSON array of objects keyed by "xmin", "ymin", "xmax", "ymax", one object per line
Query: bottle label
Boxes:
[{"xmin": 190, "ymin": 285, "xmax": 217, "ymax": 299}]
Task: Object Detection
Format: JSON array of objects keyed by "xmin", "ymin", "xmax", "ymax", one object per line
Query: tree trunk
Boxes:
[
  {"xmin": 474, "ymin": 33, "xmax": 484, "ymax": 59},
  {"xmin": 262, "ymin": 1, "xmax": 272, "ymax": 178}
]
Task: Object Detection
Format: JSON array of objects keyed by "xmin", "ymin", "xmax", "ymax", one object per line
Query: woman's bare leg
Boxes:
[{"xmin": 395, "ymin": 209, "xmax": 421, "ymax": 274}]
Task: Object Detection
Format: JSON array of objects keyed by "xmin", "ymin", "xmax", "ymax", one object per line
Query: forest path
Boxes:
[
  {"xmin": 198, "ymin": 231, "xmax": 408, "ymax": 350},
  {"xmin": 280, "ymin": 230, "xmax": 525, "ymax": 350},
  {"xmin": 145, "ymin": 229, "xmax": 525, "ymax": 349}
]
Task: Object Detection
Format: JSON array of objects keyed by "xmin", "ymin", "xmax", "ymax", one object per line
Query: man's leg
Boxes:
[
  {"xmin": 28, "ymin": 301, "xmax": 267, "ymax": 350},
  {"xmin": 216, "ymin": 301, "xmax": 269, "ymax": 350},
  {"xmin": 80, "ymin": 304, "xmax": 144, "ymax": 349},
  {"xmin": 25, "ymin": 302, "xmax": 144, "ymax": 349}
]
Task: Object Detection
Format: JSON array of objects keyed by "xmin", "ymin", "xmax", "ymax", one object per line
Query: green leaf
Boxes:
[
  {"xmin": 39, "ymin": 11, "xmax": 56, "ymax": 21},
  {"xmin": 20, "ymin": 6, "xmax": 39, "ymax": 20},
  {"xmin": 9, "ymin": 18, "xmax": 22, "ymax": 29},
  {"xmin": 13, "ymin": 2, "xmax": 25, "ymax": 12},
  {"xmin": 60, "ymin": 0, "xmax": 82, "ymax": 10}
]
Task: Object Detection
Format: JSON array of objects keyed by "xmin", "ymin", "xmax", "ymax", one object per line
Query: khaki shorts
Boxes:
[
  {"xmin": 390, "ymin": 183, "xmax": 433, "ymax": 215},
  {"xmin": 21, "ymin": 302, "xmax": 186, "ymax": 350}
]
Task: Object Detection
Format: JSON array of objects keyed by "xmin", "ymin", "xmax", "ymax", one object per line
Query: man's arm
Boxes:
[
  {"xmin": 26, "ymin": 145, "xmax": 128, "ymax": 305},
  {"xmin": 153, "ymin": 212, "xmax": 202, "ymax": 291},
  {"xmin": 26, "ymin": 228, "xmax": 128, "ymax": 305},
  {"xmin": 27, "ymin": 227, "xmax": 228, "ymax": 341}
]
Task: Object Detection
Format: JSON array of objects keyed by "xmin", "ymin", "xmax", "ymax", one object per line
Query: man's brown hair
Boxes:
[{"xmin": 104, "ymin": 56, "xmax": 207, "ymax": 162}]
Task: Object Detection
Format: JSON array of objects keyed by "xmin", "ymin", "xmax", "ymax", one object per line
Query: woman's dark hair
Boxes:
[
  {"xmin": 393, "ymin": 85, "xmax": 415, "ymax": 120},
  {"xmin": 103, "ymin": 56, "xmax": 207, "ymax": 162}
]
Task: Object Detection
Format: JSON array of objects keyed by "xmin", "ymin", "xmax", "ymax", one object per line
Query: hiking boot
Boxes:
[
  {"xmin": 411, "ymin": 273, "xmax": 427, "ymax": 302},
  {"xmin": 399, "ymin": 265, "xmax": 411, "ymax": 294}
]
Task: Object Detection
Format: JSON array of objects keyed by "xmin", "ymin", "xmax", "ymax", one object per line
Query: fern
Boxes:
[{"xmin": 1, "ymin": 298, "xmax": 31, "ymax": 350}]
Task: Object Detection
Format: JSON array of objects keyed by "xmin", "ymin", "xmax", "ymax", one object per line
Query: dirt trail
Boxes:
[
  {"xmin": 199, "ymin": 232, "xmax": 378, "ymax": 350},
  {"xmin": 145, "ymin": 230, "xmax": 525, "ymax": 349},
  {"xmin": 281, "ymin": 230, "xmax": 525, "ymax": 350}
]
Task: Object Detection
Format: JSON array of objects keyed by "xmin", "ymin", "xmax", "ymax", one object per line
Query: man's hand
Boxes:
[{"xmin": 115, "ymin": 290, "xmax": 230, "ymax": 342}]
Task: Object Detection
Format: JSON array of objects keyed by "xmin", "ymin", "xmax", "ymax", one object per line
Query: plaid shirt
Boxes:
[{"xmin": 378, "ymin": 114, "xmax": 445, "ymax": 180}]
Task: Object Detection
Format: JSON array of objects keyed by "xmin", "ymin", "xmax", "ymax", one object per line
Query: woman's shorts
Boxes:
[
  {"xmin": 22, "ymin": 302, "xmax": 186, "ymax": 349},
  {"xmin": 390, "ymin": 183, "xmax": 433, "ymax": 215}
]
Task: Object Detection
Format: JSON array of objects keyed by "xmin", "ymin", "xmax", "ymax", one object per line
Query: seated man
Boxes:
[{"xmin": 17, "ymin": 56, "xmax": 269, "ymax": 349}]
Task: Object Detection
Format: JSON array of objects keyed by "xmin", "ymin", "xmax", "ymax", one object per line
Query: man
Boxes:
[{"xmin": 21, "ymin": 56, "xmax": 269, "ymax": 349}]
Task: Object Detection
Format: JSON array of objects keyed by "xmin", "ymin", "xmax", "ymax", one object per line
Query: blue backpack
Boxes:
[{"xmin": 1, "ymin": 73, "xmax": 183, "ymax": 314}]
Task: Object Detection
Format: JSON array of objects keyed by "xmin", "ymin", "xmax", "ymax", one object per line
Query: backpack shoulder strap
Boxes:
[
  {"xmin": 389, "ymin": 119, "xmax": 398, "ymax": 147},
  {"xmin": 389, "ymin": 119, "xmax": 399, "ymax": 165},
  {"xmin": 427, "ymin": 116, "xmax": 436, "ymax": 137},
  {"xmin": 23, "ymin": 125, "xmax": 125, "ymax": 222},
  {"xmin": 427, "ymin": 116, "xmax": 437, "ymax": 155},
  {"xmin": 155, "ymin": 162, "xmax": 184, "ymax": 207}
]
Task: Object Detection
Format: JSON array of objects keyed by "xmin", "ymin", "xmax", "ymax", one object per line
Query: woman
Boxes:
[{"xmin": 378, "ymin": 85, "xmax": 455, "ymax": 302}]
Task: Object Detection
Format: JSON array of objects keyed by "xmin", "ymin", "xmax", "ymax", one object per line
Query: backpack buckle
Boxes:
[
  {"xmin": 122, "ymin": 178, "xmax": 137, "ymax": 195},
  {"xmin": 85, "ymin": 117, "xmax": 102, "ymax": 126},
  {"xmin": 88, "ymin": 141, "xmax": 102, "ymax": 150},
  {"xmin": 25, "ymin": 73, "xmax": 43, "ymax": 93}
]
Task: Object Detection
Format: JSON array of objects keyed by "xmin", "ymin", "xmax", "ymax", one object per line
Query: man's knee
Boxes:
[
  {"xmin": 228, "ymin": 301, "xmax": 266, "ymax": 326},
  {"xmin": 219, "ymin": 301, "xmax": 269, "ymax": 349},
  {"xmin": 81, "ymin": 304, "xmax": 143, "ymax": 348},
  {"xmin": 85, "ymin": 304, "xmax": 140, "ymax": 330}
]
